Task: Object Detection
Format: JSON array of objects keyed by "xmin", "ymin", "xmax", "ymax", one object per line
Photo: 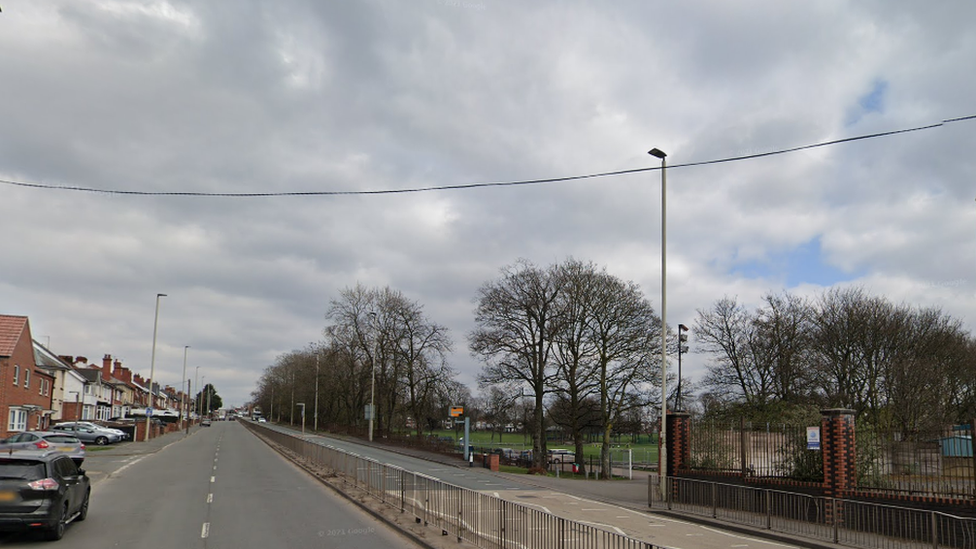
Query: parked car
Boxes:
[
  {"xmin": 547, "ymin": 449, "xmax": 576, "ymax": 464},
  {"xmin": 257, "ymin": 417, "xmax": 267, "ymax": 423},
  {"xmin": 0, "ymin": 432, "xmax": 86, "ymax": 465},
  {"xmin": 201, "ymin": 419, "xmax": 212, "ymax": 427},
  {"xmin": 51, "ymin": 423, "xmax": 120, "ymax": 446},
  {"xmin": 74, "ymin": 421, "xmax": 128, "ymax": 441},
  {"xmin": 0, "ymin": 450, "xmax": 90, "ymax": 540}
]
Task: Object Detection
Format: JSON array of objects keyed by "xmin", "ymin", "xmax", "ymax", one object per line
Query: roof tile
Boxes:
[{"xmin": 0, "ymin": 315, "xmax": 29, "ymax": 357}]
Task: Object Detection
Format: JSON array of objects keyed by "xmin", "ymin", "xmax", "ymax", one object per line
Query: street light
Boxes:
[
  {"xmin": 368, "ymin": 312, "xmax": 378, "ymax": 442},
  {"xmin": 297, "ymin": 402, "xmax": 306, "ymax": 436},
  {"xmin": 677, "ymin": 324, "xmax": 689, "ymax": 411},
  {"xmin": 648, "ymin": 147, "xmax": 668, "ymax": 500},
  {"xmin": 145, "ymin": 293, "xmax": 166, "ymax": 442},
  {"xmin": 180, "ymin": 345, "xmax": 190, "ymax": 430},
  {"xmin": 194, "ymin": 366, "xmax": 200, "ymax": 422},
  {"xmin": 313, "ymin": 352, "xmax": 319, "ymax": 432}
]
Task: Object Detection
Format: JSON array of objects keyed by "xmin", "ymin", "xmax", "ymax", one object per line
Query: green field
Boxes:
[{"xmin": 432, "ymin": 429, "xmax": 660, "ymax": 464}]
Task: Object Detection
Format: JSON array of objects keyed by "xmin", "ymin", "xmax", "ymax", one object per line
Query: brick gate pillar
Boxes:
[
  {"xmin": 821, "ymin": 408, "xmax": 855, "ymax": 530},
  {"xmin": 821, "ymin": 408, "xmax": 856, "ymax": 498},
  {"xmin": 666, "ymin": 411, "xmax": 692, "ymax": 477}
]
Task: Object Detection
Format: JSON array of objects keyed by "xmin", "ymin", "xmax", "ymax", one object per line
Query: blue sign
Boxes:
[{"xmin": 146, "ymin": 407, "xmax": 153, "ymax": 417}]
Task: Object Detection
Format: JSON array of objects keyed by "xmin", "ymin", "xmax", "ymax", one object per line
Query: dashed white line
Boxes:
[
  {"xmin": 210, "ymin": 476, "xmax": 216, "ymax": 483},
  {"xmin": 201, "ymin": 523, "xmax": 210, "ymax": 538},
  {"xmin": 207, "ymin": 493, "xmax": 213, "ymax": 504}
]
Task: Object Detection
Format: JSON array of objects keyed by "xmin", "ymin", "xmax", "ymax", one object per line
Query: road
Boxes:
[{"xmin": 0, "ymin": 421, "xmax": 425, "ymax": 548}]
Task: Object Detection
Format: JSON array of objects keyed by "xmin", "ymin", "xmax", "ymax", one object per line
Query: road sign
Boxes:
[
  {"xmin": 146, "ymin": 407, "xmax": 153, "ymax": 417},
  {"xmin": 364, "ymin": 404, "xmax": 375, "ymax": 420},
  {"xmin": 450, "ymin": 406, "xmax": 463, "ymax": 417}
]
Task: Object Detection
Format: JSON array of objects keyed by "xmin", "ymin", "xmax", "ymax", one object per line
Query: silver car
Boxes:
[
  {"xmin": 0, "ymin": 431, "xmax": 86, "ymax": 465},
  {"xmin": 51, "ymin": 423, "xmax": 120, "ymax": 445}
]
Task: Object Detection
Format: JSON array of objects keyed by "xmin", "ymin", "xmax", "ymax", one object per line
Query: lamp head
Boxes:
[
  {"xmin": 648, "ymin": 148, "xmax": 667, "ymax": 159},
  {"xmin": 678, "ymin": 324, "xmax": 689, "ymax": 331}
]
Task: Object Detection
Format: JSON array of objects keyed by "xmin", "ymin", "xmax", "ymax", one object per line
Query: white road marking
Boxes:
[
  {"xmin": 207, "ymin": 493, "xmax": 213, "ymax": 503},
  {"xmin": 576, "ymin": 520, "xmax": 626, "ymax": 535},
  {"xmin": 210, "ymin": 476, "xmax": 216, "ymax": 483},
  {"xmin": 111, "ymin": 455, "xmax": 149, "ymax": 476},
  {"xmin": 201, "ymin": 523, "xmax": 210, "ymax": 538}
]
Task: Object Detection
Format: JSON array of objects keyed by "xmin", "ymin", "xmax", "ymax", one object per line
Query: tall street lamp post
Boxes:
[
  {"xmin": 194, "ymin": 366, "xmax": 200, "ymax": 421},
  {"xmin": 185, "ymin": 379, "xmax": 191, "ymax": 436},
  {"xmin": 180, "ymin": 346, "xmax": 190, "ymax": 430},
  {"xmin": 368, "ymin": 312, "xmax": 378, "ymax": 442},
  {"xmin": 145, "ymin": 293, "xmax": 166, "ymax": 442},
  {"xmin": 648, "ymin": 147, "xmax": 668, "ymax": 500},
  {"xmin": 313, "ymin": 353, "xmax": 319, "ymax": 432},
  {"xmin": 677, "ymin": 324, "xmax": 689, "ymax": 411}
]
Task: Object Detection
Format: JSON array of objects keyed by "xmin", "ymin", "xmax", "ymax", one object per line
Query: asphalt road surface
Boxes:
[{"xmin": 0, "ymin": 421, "xmax": 425, "ymax": 548}]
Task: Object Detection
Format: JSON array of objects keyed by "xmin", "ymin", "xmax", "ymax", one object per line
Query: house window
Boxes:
[
  {"xmin": 44, "ymin": 380, "xmax": 49, "ymax": 396},
  {"xmin": 7, "ymin": 408, "xmax": 27, "ymax": 432},
  {"xmin": 12, "ymin": 365, "xmax": 18, "ymax": 385},
  {"xmin": 23, "ymin": 369, "xmax": 30, "ymax": 389}
]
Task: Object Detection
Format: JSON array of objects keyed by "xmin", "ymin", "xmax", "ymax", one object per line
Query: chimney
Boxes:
[
  {"xmin": 117, "ymin": 367, "xmax": 132, "ymax": 384},
  {"xmin": 102, "ymin": 354, "xmax": 112, "ymax": 381}
]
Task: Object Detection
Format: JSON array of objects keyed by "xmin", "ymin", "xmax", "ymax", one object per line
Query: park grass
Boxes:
[{"xmin": 430, "ymin": 429, "xmax": 660, "ymax": 463}]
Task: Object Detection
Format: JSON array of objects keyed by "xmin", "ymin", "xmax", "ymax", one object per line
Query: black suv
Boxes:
[{"xmin": 0, "ymin": 451, "xmax": 90, "ymax": 540}]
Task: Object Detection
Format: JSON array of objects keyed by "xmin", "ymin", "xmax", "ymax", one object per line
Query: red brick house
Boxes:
[{"xmin": 0, "ymin": 315, "xmax": 56, "ymax": 438}]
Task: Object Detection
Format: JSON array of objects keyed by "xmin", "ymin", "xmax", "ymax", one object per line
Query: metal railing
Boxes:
[
  {"xmin": 655, "ymin": 476, "xmax": 976, "ymax": 549},
  {"xmin": 857, "ymin": 424, "xmax": 975, "ymax": 502},
  {"xmin": 689, "ymin": 420, "xmax": 822, "ymax": 480},
  {"xmin": 244, "ymin": 421, "xmax": 668, "ymax": 549}
]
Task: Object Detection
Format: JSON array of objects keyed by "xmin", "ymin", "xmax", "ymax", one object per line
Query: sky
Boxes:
[{"xmin": 1, "ymin": 1, "xmax": 975, "ymax": 408}]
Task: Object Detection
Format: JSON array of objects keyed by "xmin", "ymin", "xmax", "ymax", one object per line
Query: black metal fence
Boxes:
[
  {"xmin": 688, "ymin": 420, "xmax": 823, "ymax": 481},
  {"xmin": 856, "ymin": 423, "xmax": 975, "ymax": 501},
  {"xmin": 656, "ymin": 476, "xmax": 976, "ymax": 549}
]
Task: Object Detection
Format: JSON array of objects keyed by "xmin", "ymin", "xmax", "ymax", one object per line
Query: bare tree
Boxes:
[
  {"xmin": 471, "ymin": 260, "xmax": 564, "ymax": 469},
  {"xmin": 584, "ymin": 267, "xmax": 659, "ymax": 479},
  {"xmin": 696, "ymin": 296, "xmax": 775, "ymax": 409},
  {"xmin": 550, "ymin": 259, "xmax": 601, "ymax": 475}
]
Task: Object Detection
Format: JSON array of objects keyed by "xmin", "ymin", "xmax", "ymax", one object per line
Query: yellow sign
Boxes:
[{"xmin": 450, "ymin": 406, "xmax": 464, "ymax": 417}]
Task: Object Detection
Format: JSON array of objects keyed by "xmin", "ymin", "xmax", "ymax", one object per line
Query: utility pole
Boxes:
[
  {"xmin": 185, "ymin": 379, "xmax": 191, "ymax": 436},
  {"xmin": 313, "ymin": 353, "xmax": 319, "ymax": 432}
]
